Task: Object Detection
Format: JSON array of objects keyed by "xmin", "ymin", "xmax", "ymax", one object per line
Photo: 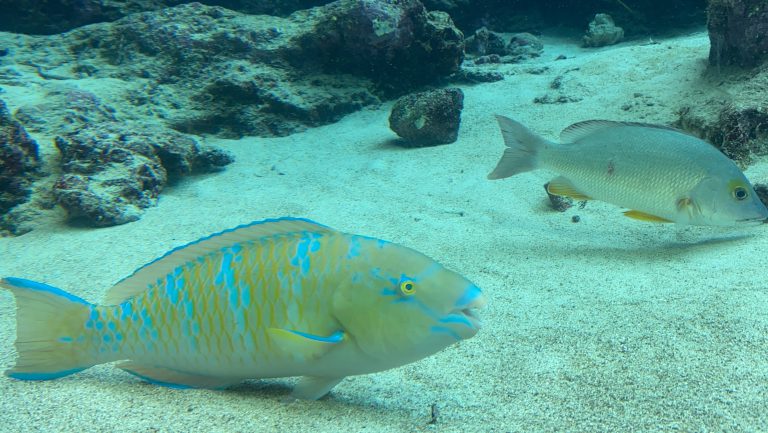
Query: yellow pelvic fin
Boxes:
[
  {"xmin": 267, "ymin": 328, "xmax": 344, "ymax": 362},
  {"xmin": 117, "ymin": 361, "xmax": 241, "ymax": 389},
  {"xmin": 546, "ymin": 177, "xmax": 592, "ymax": 200},
  {"xmin": 623, "ymin": 210, "xmax": 673, "ymax": 223}
]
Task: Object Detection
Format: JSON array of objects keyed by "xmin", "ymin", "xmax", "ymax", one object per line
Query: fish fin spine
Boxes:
[
  {"xmin": 488, "ymin": 115, "xmax": 550, "ymax": 180},
  {"xmin": 546, "ymin": 177, "xmax": 592, "ymax": 200},
  {"xmin": 0, "ymin": 277, "xmax": 98, "ymax": 380}
]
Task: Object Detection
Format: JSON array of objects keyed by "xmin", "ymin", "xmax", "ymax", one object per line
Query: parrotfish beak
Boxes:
[{"xmin": 443, "ymin": 284, "xmax": 487, "ymax": 339}]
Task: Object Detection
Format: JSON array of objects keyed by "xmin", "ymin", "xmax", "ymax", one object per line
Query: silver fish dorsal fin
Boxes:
[
  {"xmin": 559, "ymin": 120, "xmax": 688, "ymax": 143},
  {"xmin": 103, "ymin": 217, "xmax": 335, "ymax": 305}
]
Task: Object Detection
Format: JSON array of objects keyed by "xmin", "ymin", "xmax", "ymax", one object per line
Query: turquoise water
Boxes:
[{"xmin": 1, "ymin": 2, "xmax": 767, "ymax": 432}]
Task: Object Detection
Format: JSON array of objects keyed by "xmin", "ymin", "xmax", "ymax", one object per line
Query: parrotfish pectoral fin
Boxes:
[
  {"xmin": 267, "ymin": 328, "xmax": 344, "ymax": 362},
  {"xmin": 0, "ymin": 277, "xmax": 95, "ymax": 380},
  {"xmin": 117, "ymin": 361, "xmax": 241, "ymax": 389},
  {"xmin": 623, "ymin": 210, "xmax": 673, "ymax": 223},
  {"xmin": 104, "ymin": 217, "xmax": 336, "ymax": 304},
  {"xmin": 292, "ymin": 376, "xmax": 345, "ymax": 400},
  {"xmin": 488, "ymin": 115, "xmax": 549, "ymax": 180},
  {"xmin": 546, "ymin": 177, "xmax": 592, "ymax": 200}
]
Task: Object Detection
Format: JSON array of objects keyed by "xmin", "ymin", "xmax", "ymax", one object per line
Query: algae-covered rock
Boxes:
[
  {"xmin": 708, "ymin": 0, "xmax": 768, "ymax": 68},
  {"xmin": 583, "ymin": 13, "xmax": 624, "ymax": 47},
  {"xmin": 0, "ymin": 100, "xmax": 40, "ymax": 217},
  {"xmin": 3, "ymin": 2, "xmax": 464, "ymax": 138},
  {"xmin": 676, "ymin": 64, "xmax": 768, "ymax": 167},
  {"xmin": 389, "ymin": 88, "xmax": 464, "ymax": 147},
  {"xmin": 52, "ymin": 123, "xmax": 232, "ymax": 227}
]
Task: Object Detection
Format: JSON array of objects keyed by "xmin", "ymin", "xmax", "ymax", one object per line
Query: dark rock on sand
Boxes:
[
  {"xmin": 465, "ymin": 27, "xmax": 508, "ymax": 56},
  {"xmin": 52, "ymin": 123, "xmax": 232, "ymax": 227},
  {"xmin": 465, "ymin": 28, "xmax": 542, "ymax": 64},
  {"xmin": 0, "ymin": 100, "xmax": 40, "ymax": 217},
  {"xmin": 389, "ymin": 88, "xmax": 464, "ymax": 147}
]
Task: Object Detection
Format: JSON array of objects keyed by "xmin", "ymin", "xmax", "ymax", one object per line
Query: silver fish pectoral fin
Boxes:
[
  {"xmin": 117, "ymin": 361, "xmax": 242, "ymax": 389},
  {"xmin": 292, "ymin": 376, "xmax": 345, "ymax": 400}
]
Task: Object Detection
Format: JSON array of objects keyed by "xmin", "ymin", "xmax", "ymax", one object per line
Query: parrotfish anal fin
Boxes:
[
  {"xmin": 546, "ymin": 177, "xmax": 592, "ymax": 200},
  {"xmin": 292, "ymin": 376, "xmax": 345, "ymax": 400},
  {"xmin": 267, "ymin": 328, "xmax": 344, "ymax": 361},
  {"xmin": 623, "ymin": 210, "xmax": 673, "ymax": 223},
  {"xmin": 118, "ymin": 361, "xmax": 241, "ymax": 389},
  {"xmin": 104, "ymin": 217, "xmax": 335, "ymax": 304},
  {"xmin": 560, "ymin": 120, "xmax": 689, "ymax": 143}
]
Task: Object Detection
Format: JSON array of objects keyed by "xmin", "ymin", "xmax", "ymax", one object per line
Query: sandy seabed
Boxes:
[{"xmin": 1, "ymin": 29, "xmax": 767, "ymax": 432}]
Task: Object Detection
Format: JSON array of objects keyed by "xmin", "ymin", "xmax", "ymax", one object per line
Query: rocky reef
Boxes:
[
  {"xmin": 0, "ymin": 0, "xmax": 466, "ymax": 233},
  {"xmin": 0, "ymin": 0, "xmax": 707, "ymax": 37},
  {"xmin": 0, "ymin": 101, "xmax": 39, "ymax": 217}
]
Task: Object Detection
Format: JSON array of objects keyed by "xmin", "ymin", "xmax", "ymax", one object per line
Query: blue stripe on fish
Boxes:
[
  {"xmin": 3, "ymin": 277, "xmax": 90, "ymax": 306},
  {"xmin": 439, "ymin": 315, "xmax": 473, "ymax": 327},
  {"xmin": 8, "ymin": 367, "xmax": 88, "ymax": 381},
  {"xmin": 120, "ymin": 368, "xmax": 193, "ymax": 390},
  {"xmin": 165, "ymin": 274, "xmax": 179, "ymax": 304},
  {"xmin": 286, "ymin": 329, "xmax": 344, "ymax": 343},
  {"xmin": 454, "ymin": 284, "xmax": 483, "ymax": 307},
  {"xmin": 430, "ymin": 326, "xmax": 462, "ymax": 341}
]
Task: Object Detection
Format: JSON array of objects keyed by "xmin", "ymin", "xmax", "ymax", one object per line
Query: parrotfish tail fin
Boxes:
[
  {"xmin": 488, "ymin": 115, "xmax": 549, "ymax": 180},
  {"xmin": 1, "ymin": 277, "xmax": 96, "ymax": 380}
]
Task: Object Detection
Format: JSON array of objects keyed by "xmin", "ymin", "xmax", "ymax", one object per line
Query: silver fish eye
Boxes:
[{"xmin": 733, "ymin": 186, "xmax": 749, "ymax": 201}]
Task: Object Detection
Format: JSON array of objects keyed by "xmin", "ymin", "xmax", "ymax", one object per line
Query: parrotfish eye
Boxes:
[
  {"xmin": 399, "ymin": 280, "xmax": 416, "ymax": 296},
  {"xmin": 733, "ymin": 186, "xmax": 749, "ymax": 201}
]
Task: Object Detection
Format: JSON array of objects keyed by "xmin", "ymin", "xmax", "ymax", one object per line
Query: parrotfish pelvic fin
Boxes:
[
  {"xmin": 267, "ymin": 328, "xmax": 345, "ymax": 362},
  {"xmin": 292, "ymin": 376, "xmax": 345, "ymax": 400},
  {"xmin": 623, "ymin": 210, "xmax": 673, "ymax": 223},
  {"xmin": 104, "ymin": 217, "xmax": 335, "ymax": 305},
  {"xmin": 546, "ymin": 177, "xmax": 592, "ymax": 200},
  {"xmin": 118, "ymin": 361, "xmax": 241, "ymax": 389}
]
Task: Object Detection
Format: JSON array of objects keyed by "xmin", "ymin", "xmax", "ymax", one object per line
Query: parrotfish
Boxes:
[
  {"xmin": 488, "ymin": 115, "xmax": 768, "ymax": 226},
  {"xmin": 1, "ymin": 218, "xmax": 485, "ymax": 399}
]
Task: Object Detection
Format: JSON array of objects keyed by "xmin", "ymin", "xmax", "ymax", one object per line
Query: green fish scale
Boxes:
[{"xmin": 111, "ymin": 231, "xmax": 346, "ymax": 374}]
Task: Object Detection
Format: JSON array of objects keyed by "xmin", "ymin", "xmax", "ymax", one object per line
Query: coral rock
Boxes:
[
  {"xmin": 708, "ymin": 0, "xmax": 768, "ymax": 67},
  {"xmin": 0, "ymin": 100, "xmax": 39, "ymax": 216},
  {"xmin": 53, "ymin": 123, "xmax": 232, "ymax": 227},
  {"xmin": 389, "ymin": 88, "xmax": 464, "ymax": 147},
  {"xmin": 583, "ymin": 13, "xmax": 624, "ymax": 47}
]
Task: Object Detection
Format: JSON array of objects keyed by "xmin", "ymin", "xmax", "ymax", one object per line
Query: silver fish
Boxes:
[{"xmin": 488, "ymin": 115, "xmax": 768, "ymax": 226}]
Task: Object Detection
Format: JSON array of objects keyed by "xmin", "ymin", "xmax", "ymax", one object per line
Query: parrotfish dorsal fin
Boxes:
[
  {"xmin": 559, "ymin": 120, "xmax": 687, "ymax": 143},
  {"xmin": 104, "ymin": 217, "xmax": 334, "ymax": 305}
]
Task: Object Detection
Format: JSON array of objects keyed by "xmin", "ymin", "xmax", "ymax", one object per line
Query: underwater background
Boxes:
[{"xmin": 2, "ymin": 0, "xmax": 768, "ymax": 431}]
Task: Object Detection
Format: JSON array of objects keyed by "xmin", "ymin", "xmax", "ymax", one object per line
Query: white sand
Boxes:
[{"xmin": 2, "ymin": 30, "xmax": 768, "ymax": 432}]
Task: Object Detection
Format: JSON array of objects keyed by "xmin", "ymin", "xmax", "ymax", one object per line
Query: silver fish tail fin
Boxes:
[
  {"xmin": 488, "ymin": 115, "xmax": 549, "ymax": 180},
  {"xmin": 1, "ymin": 277, "xmax": 97, "ymax": 380}
]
